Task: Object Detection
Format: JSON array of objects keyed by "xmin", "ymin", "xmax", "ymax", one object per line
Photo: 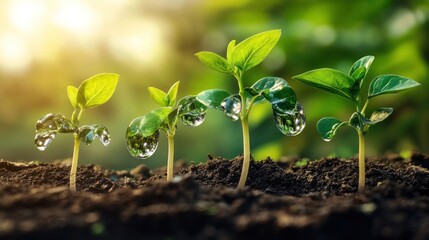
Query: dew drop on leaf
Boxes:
[
  {"xmin": 273, "ymin": 102, "xmax": 306, "ymax": 136},
  {"xmin": 78, "ymin": 125, "xmax": 111, "ymax": 146},
  {"xmin": 34, "ymin": 113, "xmax": 75, "ymax": 151},
  {"xmin": 221, "ymin": 95, "xmax": 241, "ymax": 121},
  {"xmin": 180, "ymin": 113, "xmax": 206, "ymax": 127},
  {"xmin": 34, "ymin": 132, "xmax": 56, "ymax": 151},
  {"xmin": 179, "ymin": 96, "xmax": 207, "ymax": 127},
  {"xmin": 126, "ymin": 129, "xmax": 159, "ymax": 159}
]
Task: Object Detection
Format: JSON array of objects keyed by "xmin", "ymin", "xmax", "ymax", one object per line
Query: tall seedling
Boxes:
[
  {"xmin": 293, "ymin": 56, "xmax": 420, "ymax": 192},
  {"xmin": 195, "ymin": 30, "xmax": 305, "ymax": 188},
  {"xmin": 35, "ymin": 73, "xmax": 120, "ymax": 191}
]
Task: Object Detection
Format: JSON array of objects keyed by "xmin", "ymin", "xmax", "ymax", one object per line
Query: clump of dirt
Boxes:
[{"xmin": 0, "ymin": 152, "xmax": 428, "ymax": 239}]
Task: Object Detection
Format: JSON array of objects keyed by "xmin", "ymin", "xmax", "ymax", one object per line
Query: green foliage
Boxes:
[
  {"xmin": 293, "ymin": 68, "xmax": 357, "ymax": 103},
  {"xmin": 35, "ymin": 73, "xmax": 120, "ymax": 191},
  {"xmin": 75, "ymin": 73, "xmax": 119, "ymax": 109},
  {"xmin": 294, "ymin": 55, "xmax": 420, "ymax": 140},
  {"xmin": 368, "ymin": 75, "xmax": 421, "ymax": 98},
  {"xmin": 126, "ymin": 81, "xmax": 207, "ymax": 159},
  {"xmin": 294, "ymin": 55, "xmax": 419, "ymax": 191},
  {"xmin": 229, "ymin": 30, "xmax": 281, "ymax": 71},
  {"xmin": 195, "ymin": 30, "xmax": 303, "ymax": 188}
]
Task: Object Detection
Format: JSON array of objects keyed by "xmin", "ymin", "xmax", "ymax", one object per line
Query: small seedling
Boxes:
[
  {"xmin": 126, "ymin": 81, "xmax": 207, "ymax": 181},
  {"xmin": 195, "ymin": 30, "xmax": 305, "ymax": 188},
  {"xmin": 293, "ymin": 56, "xmax": 420, "ymax": 192},
  {"xmin": 35, "ymin": 73, "xmax": 119, "ymax": 191}
]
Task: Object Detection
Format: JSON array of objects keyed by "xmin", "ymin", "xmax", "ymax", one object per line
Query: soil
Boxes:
[{"xmin": 1, "ymin": 152, "xmax": 429, "ymax": 240}]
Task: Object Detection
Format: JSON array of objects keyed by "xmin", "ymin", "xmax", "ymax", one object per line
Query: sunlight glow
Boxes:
[{"xmin": 0, "ymin": 33, "xmax": 32, "ymax": 73}]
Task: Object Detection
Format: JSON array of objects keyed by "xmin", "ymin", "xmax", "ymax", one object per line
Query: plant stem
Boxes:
[
  {"xmin": 70, "ymin": 134, "xmax": 81, "ymax": 192},
  {"xmin": 358, "ymin": 130, "xmax": 366, "ymax": 192},
  {"xmin": 361, "ymin": 99, "xmax": 369, "ymax": 114},
  {"xmin": 167, "ymin": 134, "xmax": 175, "ymax": 181},
  {"xmin": 237, "ymin": 116, "xmax": 251, "ymax": 188},
  {"xmin": 235, "ymin": 70, "xmax": 251, "ymax": 189}
]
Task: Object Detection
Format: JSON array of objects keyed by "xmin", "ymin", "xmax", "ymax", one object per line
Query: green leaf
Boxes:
[
  {"xmin": 369, "ymin": 108, "xmax": 393, "ymax": 124},
  {"xmin": 316, "ymin": 117, "xmax": 346, "ymax": 141},
  {"xmin": 128, "ymin": 107, "xmax": 172, "ymax": 137},
  {"xmin": 196, "ymin": 89, "xmax": 231, "ymax": 110},
  {"xmin": 148, "ymin": 87, "xmax": 167, "ymax": 106},
  {"xmin": 293, "ymin": 68, "xmax": 357, "ymax": 102},
  {"xmin": 195, "ymin": 51, "xmax": 233, "ymax": 74},
  {"xmin": 368, "ymin": 74, "xmax": 420, "ymax": 98},
  {"xmin": 165, "ymin": 81, "xmax": 180, "ymax": 107},
  {"xmin": 67, "ymin": 86, "xmax": 78, "ymax": 108},
  {"xmin": 77, "ymin": 73, "xmax": 119, "ymax": 109},
  {"xmin": 226, "ymin": 40, "xmax": 236, "ymax": 61},
  {"xmin": 230, "ymin": 29, "xmax": 281, "ymax": 71},
  {"xmin": 251, "ymin": 77, "xmax": 289, "ymax": 92},
  {"xmin": 349, "ymin": 55, "xmax": 374, "ymax": 80}
]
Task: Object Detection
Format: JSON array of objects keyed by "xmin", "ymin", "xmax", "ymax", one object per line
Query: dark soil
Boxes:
[{"xmin": 1, "ymin": 152, "xmax": 429, "ymax": 239}]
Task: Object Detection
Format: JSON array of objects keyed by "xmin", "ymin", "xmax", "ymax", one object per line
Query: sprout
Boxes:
[
  {"xmin": 126, "ymin": 81, "xmax": 207, "ymax": 181},
  {"xmin": 195, "ymin": 30, "xmax": 305, "ymax": 188},
  {"xmin": 293, "ymin": 56, "xmax": 420, "ymax": 192},
  {"xmin": 35, "ymin": 73, "xmax": 120, "ymax": 191}
]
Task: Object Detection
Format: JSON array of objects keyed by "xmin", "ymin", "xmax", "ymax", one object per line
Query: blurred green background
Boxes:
[{"xmin": 0, "ymin": 0, "xmax": 427, "ymax": 170}]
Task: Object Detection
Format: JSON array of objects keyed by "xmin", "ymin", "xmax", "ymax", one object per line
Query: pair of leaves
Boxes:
[
  {"xmin": 317, "ymin": 108, "xmax": 393, "ymax": 141},
  {"xmin": 34, "ymin": 113, "xmax": 111, "ymax": 151},
  {"xmin": 195, "ymin": 29, "xmax": 281, "ymax": 74},
  {"xmin": 148, "ymin": 81, "xmax": 180, "ymax": 107},
  {"xmin": 293, "ymin": 56, "xmax": 420, "ymax": 105},
  {"xmin": 128, "ymin": 95, "xmax": 207, "ymax": 138},
  {"xmin": 67, "ymin": 73, "xmax": 120, "ymax": 110},
  {"xmin": 196, "ymin": 77, "xmax": 297, "ymax": 116}
]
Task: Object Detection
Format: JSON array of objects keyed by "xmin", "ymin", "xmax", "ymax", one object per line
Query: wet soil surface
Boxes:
[{"xmin": 1, "ymin": 152, "xmax": 429, "ymax": 239}]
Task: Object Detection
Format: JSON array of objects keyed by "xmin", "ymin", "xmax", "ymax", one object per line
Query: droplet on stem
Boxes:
[{"xmin": 221, "ymin": 95, "xmax": 241, "ymax": 121}]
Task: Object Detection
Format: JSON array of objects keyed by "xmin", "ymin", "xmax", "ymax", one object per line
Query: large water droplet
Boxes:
[
  {"xmin": 34, "ymin": 113, "xmax": 75, "ymax": 151},
  {"xmin": 35, "ymin": 132, "xmax": 56, "ymax": 151},
  {"xmin": 221, "ymin": 95, "xmax": 241, "ymax": 121},
  {"xmin": 273, "ymin": 102, "xmax": 306, "ymax": 136},
  {"xmin": 78, "ymin": 125, "xmax": 111, "ymax": 146},
  {"xmin": 179, "ymin": 96, "xmax": 207, "ymax": 127},
  {"xmin": 35, "ymin": 113, "xmax": 75, "ymax": 133},
  {"xmin": 180, "ymin": 112, "xmax": 206, "ymax": 127},
  {"xmin": 126, "ymin": 130, "xmax": 159, "ymax": 159}
]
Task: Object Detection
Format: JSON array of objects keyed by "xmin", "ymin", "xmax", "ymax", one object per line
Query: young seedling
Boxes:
[
  {"xmin": 195, "ymin": 30, "xmax": 305, "ymax": 189},
  {"xmin": 293, "ymin": 56, "xmax": 420, "ymax": 192},
  {"xmin": 126, "ymin": 81, "xmax": 207, "ymax": 181},
  {"xmin": 35, "ymin": 73, "xmax": 120, "ymax": 191}
]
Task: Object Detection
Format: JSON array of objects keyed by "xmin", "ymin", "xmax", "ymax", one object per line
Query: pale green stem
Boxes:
[
  {"xmin": 237, "ymin": 117, "xmax": 251, "ymax": 188},
  {"xmin": 358, "ymin": 130, "xmax": 366, "ymax": 192},
  {"xmin": 167, "ymin": 134, "xmax": 175, "ymax": 181},
  {"xmin": 235, "ymin": 70, "xmax": 252, "ymax": 189},
  {"xmin": 361, "ymin": 99, "xmax": 369, "ymax": 114},
  {"xmin": 70, "ymin": 135, "xmax": 81, "ymax": 192}
]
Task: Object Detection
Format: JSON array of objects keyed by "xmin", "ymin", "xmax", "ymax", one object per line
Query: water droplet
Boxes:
[
  {"xmin": 221, "ymin": 95, "xmax": 241, "ymax": 121},
  {"xmin": 126, "ymin": 130, "xmax": 159, "ymax": 159},
  {"xmin": 322, "ymin": 137, "xmax": 332, "ymax": 142},
  {"xmin": 273, "ymin": 102, "xmax": 306, "ymax": 136},
  {"xmin": 180, "ymin": 112, "xmax": 206, "ymax": 127},
  {"xmin": 35, "ymin": 113, "xmax": 75, "ymax": 151},
  {"xmin": 179, "ymin": 96, "xmax": 207, "ymax": 127},
  {"xmin": 35, "ymin": 132, "xmax": 56, "ymax": 151},
  {"xmin": 78, "ymin": 125, "xmax": 111, "ymax": 146},
  {"xmin": 35, "ymin": 113, "xmax": 75, "ymax": 133}
]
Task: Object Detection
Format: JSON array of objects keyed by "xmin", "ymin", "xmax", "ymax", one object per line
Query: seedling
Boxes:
[
  {"xmin": 195, "ymin": 30, "xmax": 305, "ymax": 188},
  {"xmin": 126, "ymin": 81, "xmax": 207, "ymax": 181},
  {"xmin": 293, "ymin": 56, "xmax": 420, "ymax": 192},
  {"xmin": 34, "ymin": 73, "xmax": 120, "ymax": 191}
]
